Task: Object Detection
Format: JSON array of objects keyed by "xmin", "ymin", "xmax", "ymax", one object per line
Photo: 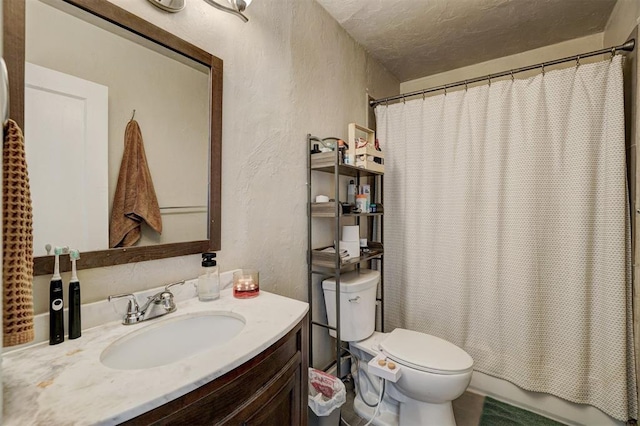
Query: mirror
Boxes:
[{"xmin": 3, "ymin": 0, "xmax": 222, "ymax": 275}]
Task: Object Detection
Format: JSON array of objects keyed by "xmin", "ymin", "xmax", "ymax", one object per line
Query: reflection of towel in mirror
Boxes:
[{"xmin": 109, "ymin": 119, "xmax": 162, "ymax": 248}]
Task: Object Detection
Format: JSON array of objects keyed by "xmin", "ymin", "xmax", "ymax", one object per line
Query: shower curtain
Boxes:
[{"xmin": 376, "ymin": 56, "xmax": 637, "ymax": 421}]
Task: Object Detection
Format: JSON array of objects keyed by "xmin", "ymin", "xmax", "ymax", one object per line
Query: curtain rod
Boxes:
[{"xmin": 370, "ymin": 39, "xmax": 636, "ymax": 107}]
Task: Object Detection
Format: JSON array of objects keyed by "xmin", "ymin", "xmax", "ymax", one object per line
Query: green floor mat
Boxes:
[{"xmin": 479, "ymin": 397, "xmax": 566, "ymax": 426}]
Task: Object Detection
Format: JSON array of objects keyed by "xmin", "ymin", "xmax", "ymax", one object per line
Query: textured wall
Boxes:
[{"xmin": 30, "ymin": 0, "xmax": 399, "ymax": 320}]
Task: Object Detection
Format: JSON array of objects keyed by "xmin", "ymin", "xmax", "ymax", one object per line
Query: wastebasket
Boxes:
[{"xmin": 308, "ymin": 368, "xmax": 347, "ymax": 426}]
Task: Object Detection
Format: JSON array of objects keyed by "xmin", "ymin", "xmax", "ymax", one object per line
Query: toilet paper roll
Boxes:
[
  {"xmin": 339, "ymin": 240, "xmax": 360, "ymax": 259},
  {"xmin": 342, "ymin": 225, "xmax": 360, "ymax": 242}
]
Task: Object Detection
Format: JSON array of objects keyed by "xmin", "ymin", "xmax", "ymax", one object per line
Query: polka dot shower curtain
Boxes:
[{"xmin": 376, "ymin": 55, "xmax": 637, "ymax": 421}]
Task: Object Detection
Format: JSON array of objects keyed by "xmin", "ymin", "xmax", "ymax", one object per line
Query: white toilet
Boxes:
[{"xmin": 323, "ymin": 269, "xmax": 474, "ymax": 426}]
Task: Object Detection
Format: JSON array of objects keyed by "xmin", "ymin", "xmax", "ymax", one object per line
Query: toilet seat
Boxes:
[{"xmin": 379, "ymin": 328, "xmax": 474, "ymax": 375}]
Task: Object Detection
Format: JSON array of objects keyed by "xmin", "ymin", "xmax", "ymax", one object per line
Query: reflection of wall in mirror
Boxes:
[
  {"xmin": 25, "ymin": 0, "xmax": 210, "ymax": 250},
  {"xmin": 25, "ymin": 63, "xmax": 109, "ymax": 257}
]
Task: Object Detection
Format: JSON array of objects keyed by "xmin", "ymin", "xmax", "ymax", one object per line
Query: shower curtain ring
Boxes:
[
  {"xmin": 611, "ymin": 47, "xmax": 616, "ymax": 61},
  {"xmin": 576, "ymin": 55, "xmax": 580, "ymax": 68},
  {"xmin": 444, "ymin": 85, "xmax": 447, "ymax": 96},
  {"xmin": 422, "ymin": 92, "xmax": 426, "ymax": 100},
  {"xmin": 541, "ymin": 63, "xmax": 545, "ymax": 76},
  {"xmin": 403, "ymin": 97, "xmax": 406, "ymax": 104},
  {"xmin": 488, "ymin": 75, "xmax": 491, "ymax": 86},
  {"xmin": 510, "ymin": 70, "xmax": 514, "ymax": 82},
  {"xmin": 464, "ymin": 80, "xmax": 468, "ymax": 91}
]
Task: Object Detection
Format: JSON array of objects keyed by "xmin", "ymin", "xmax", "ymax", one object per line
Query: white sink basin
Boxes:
[{"xmin": 100, "ymin": 312, "xmax": 245, "ymax": 370}]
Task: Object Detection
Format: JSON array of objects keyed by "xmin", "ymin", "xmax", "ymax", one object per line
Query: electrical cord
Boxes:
[
  {"xmin": 340, "ymin": 347, "xmax": 381, "ymax": 407},
  {"xmin": 356, "ymin": 357, "xmax": 386, "ymax": 407},
  {"xmin": 340, "ymin": 377, "xmax": 386, "ymax": 426},
  {"xmin": 362, "ymin": 378, "xmax": 386, "ymax": 426},
  {"xmin": 340, "ymin": 416, "xmax": 353, "ymax": 426}
]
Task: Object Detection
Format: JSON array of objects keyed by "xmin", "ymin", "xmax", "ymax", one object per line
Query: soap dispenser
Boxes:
[{"xmin": 197, "ymin": 252, "xmax": 220, "ymax": 301}]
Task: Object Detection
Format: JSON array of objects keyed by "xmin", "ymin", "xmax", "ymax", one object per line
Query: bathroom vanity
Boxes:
[
  {"xmin": 123, "ymin": 314, "xmax": 307, "ymax": 424},
  {"xmin": 2, "ymin": 288, "xmax": 309, "ymax": 425}
]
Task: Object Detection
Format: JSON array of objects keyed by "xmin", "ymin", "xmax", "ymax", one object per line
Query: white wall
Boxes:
[
  {"xmin": 603, "ymin": 0, "xmax": 640, "ymax": 46},
  {"xmin": 29, "ymin": 0, "xmax": 400, "ymax": 345},
  {"xmin": 604, "ymin": 0, "xmax": 640, "ymax": 423},
  {"xmin": 401, "ymin": 33, "xmax": 604, "ymax": 93}
]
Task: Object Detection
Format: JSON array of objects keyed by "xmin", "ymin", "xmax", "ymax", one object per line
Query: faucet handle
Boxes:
[
  {"xmin": 108, "ymin": 293, "xmax": 143, "ymax": 324},
  {"xmin": 165, "ymin": 280, "xmax": 186, "ymax": 292}
]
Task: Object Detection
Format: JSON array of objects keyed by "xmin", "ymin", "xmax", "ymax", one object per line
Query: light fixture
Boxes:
[
  {"xmin": 147, "ymin": 0, "xmax": 186, "ymax": 13},
  {"xmin": 204, "ymin": 0, "xmax": 253, "ymax": 22}
]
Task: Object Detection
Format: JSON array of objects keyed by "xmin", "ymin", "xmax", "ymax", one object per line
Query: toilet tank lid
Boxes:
[
  {"xmin": 322, "ymin": 269, "xmax": 380, "ymax": 293},
  {"xmin": 380, "ymin": 329, "xmax": 474, "ymax": 374}
]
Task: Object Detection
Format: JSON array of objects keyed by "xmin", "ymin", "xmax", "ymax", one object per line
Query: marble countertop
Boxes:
[{"xmin": 3, "ymin": 288, "xmax": 308, "ymax": 425}]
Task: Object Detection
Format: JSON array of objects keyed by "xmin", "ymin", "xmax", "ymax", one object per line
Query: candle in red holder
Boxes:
[{"xmin": 233, "ymin": 269, "xmax": 260, "ymax": 298}]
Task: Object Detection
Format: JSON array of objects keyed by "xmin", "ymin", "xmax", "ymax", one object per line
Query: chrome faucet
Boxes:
[{"xmin": 108, "ymin": 281, "xmax": 185, "ymax": 325}]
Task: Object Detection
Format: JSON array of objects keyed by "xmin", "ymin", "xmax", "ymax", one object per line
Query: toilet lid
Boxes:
[{"xmin": 379, "ymin": 329, "xmax": 473, "ymax": 375}]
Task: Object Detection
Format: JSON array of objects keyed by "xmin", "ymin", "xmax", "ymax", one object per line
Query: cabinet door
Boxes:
[
  {"xmin": 227, "ymin": 356, "xmax": 303, "ymax": 426},
  {"xmin": 243, "ymin": 365, "xmax": 301, "ymax": 425}
]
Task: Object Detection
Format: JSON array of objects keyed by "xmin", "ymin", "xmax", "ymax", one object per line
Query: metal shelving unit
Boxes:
[{"xmin": 306, "ymin": 134, "xmax": 384, "ymax": 379}]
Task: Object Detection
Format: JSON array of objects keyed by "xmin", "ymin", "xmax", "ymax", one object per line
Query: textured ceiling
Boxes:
[{"xmin": 315, "ymin": 0, "xmax": 618, "ymax": 82}]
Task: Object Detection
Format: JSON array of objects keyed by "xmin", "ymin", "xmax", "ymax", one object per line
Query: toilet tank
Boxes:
[{"xmin": 322, "ymin": 269, "xmax": 379, "ymax": 342}]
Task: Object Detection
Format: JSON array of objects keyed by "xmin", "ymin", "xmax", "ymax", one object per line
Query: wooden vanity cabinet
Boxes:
[{"xmin": 123, "ymin": 314, "xmax": 309, "ymax": 426}]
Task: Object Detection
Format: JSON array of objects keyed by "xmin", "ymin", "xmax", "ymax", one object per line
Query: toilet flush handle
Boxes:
[{"xmin": 349, "ymin": 296, "xmax": 360, "ymax": 303}]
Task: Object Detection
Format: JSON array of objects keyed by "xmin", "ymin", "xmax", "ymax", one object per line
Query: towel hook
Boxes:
[{"xmin": 131, "ymin": 109, "xmax": 136, "ymax": 120}]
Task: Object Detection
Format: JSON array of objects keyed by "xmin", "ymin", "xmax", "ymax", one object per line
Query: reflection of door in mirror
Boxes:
[
  {"xmin": 26, "ymin": 0, "xmax": 210, "ymax": 252},
  {"xmin": 25, "ymin": 63, "xmax": 109, "ymax": 257}
]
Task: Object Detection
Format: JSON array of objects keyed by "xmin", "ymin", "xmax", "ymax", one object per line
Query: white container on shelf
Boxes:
[{"xmin": 341, "ymin": 225, "xmax": 359, "ymax": 242}]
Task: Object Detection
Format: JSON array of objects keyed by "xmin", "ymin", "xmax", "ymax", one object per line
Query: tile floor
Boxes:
[{"xmin": 339, "ymin": 381, "xmax": 486, "ymax": 426}]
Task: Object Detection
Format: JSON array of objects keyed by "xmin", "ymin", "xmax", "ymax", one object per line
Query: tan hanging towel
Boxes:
[
  {"xmin": 3, "ymin": 119, "xmax": 35, "ymax": 347},
  {"xmin": 110, "ymin": 119, "xmax": 162, "ymax": 248}
]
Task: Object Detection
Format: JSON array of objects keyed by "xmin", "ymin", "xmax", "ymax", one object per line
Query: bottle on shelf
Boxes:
[{"xmin": 347, "ymin": 180, "xmax": 356, "ymax": 205}]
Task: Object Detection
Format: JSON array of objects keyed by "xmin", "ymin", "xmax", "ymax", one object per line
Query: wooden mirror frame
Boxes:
[{"xmin": 3, "ymin": 0, "xmax": 222, "ymax": 275}]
